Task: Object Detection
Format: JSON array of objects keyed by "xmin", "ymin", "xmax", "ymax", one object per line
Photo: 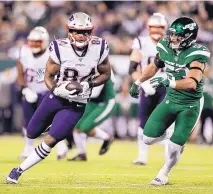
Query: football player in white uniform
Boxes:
[
  {"xmin": 17, "ymin": 26, "xmax": 50, "ymax": 159},
  {"xmin": 129, "ymin": 13, "xmax": 171, "ymax": 165},
  {"xmin": 6, "ymin": 12, "xmax": 111, "ymax": 184}
]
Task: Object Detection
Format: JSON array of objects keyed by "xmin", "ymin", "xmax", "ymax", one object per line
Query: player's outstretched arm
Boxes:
[
  {"xmin": 44, "ymin": 57, "xmax": 60, "ymax": 91},
  {"xmin": 174, "ymin": 61, "xmax": 205, "ymax": 90},
  {"xmin": 136, "ymin": 63, "xmax": 159, "ymax": 84},
  {"xmin": 90, "ymin": 56, "xmax": 111, "ymax": 87},
  {"xmin": 129, "ymin": 54, "xmax": 161, "ymax": 98},
  {"xmin": 16, "ymin": 60, "xmax": 27, "ymax": 87},
  {"xmin": 129, "ymin": 49, "xmax": 142, "ymax": 81}
]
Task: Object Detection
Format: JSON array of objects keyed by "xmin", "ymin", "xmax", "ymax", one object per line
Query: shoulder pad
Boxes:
[
  {"xmin": 156, "ymin": 38, "xmax": 169, "ymax": 54},
  {"xmin": 185, "ymin": 44, "xmax": 210, "ymax": 64},
  {"xmin": 55, "ymin": 38, "xmax": 70, "ymax": 47}
]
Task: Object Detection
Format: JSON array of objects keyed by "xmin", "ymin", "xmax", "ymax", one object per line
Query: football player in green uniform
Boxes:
[
  {"xmin": 129, "ymin": 17, "xmax": 210, "ymax": 185},
  {"xmin": 68, "ymin": 79, "xmax": 116, "ymax": 161}
]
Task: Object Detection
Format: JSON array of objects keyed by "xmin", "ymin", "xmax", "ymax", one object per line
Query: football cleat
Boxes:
[
  {"xmin": 99, "ymin": 137, "xmax": 114, "ymax": 155},
  {"xmin": 150, "ymin": 167, "xmax": 169, "ymax": 186},
  {"xmin": 57, "ymin": 152, "xmax": 67, "ymax": 160},
  {"xmin": 150, "ymin": 177, "xmax": 168, "ymax": 185},
  {"xmin": 18, "ymin": 146, "xmax": 34, "ymax": 160},
  {"xmin": 132, "ymin": 159, "xmax": 147, "ymax": 165},
  {"xmin": 67, "ymin": 154, "xmax": 87, "ymax": 161},
  {"xmin": 6, "ymin": 168, "xmax": 23, "ymax": 184}
]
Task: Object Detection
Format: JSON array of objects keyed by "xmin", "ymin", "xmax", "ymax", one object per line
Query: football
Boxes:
[{"xmin": 66, "ymin": 81, "xmax": 82, "ymax": 95}]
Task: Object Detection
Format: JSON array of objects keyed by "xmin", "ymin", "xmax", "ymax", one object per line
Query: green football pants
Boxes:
[
  {"xmin": 76, "ymin": 99, "xmax": 117, "ymax": 133},
  {"xmin": 143, "ymin": 97, "xmax": 204, "ymax": 145}
]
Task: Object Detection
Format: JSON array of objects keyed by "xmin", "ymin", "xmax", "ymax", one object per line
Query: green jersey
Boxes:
[
  {"xmin": 157, "ymin": 38, "xmax": 210, "ymax": 104},
  {"xmin": 90, "ymin": 79, "xmax": 115, "ymax": 103}
]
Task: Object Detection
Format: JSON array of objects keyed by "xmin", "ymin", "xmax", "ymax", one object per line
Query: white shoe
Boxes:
[
  {"xmin": 18, "ymin": 146, "xmax": 34, "ymax": 159},
  {"xmin": 132, "ymin": 158, "xmax": 147, "ymax": 165},
  {"xmin": 150, "ymin": 176, "xmax": 168, "ymax": 185},
  {"xmin": 150, "ymin": 168, "xmax": 169, "ymax": 185}
]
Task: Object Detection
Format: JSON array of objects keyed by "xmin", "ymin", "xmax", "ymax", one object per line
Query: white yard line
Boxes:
[
  {"xmin": 0, "ymin": 172, "xmax": 213, "ymax": 178},
  {"xmin": 1, "ymin": 186, "xmax": 212, "ymax": 190}
]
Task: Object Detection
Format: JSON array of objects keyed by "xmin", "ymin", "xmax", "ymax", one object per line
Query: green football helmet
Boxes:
[{"xmin": 167, "ymin": 17, "xmax": 198, "ymax": 50}]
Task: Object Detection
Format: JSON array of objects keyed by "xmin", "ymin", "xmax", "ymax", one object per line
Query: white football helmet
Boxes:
[
  {"xmin": 147, "ymin": 13, "xmax": 167, "ymax": 41},
  {"xmin": 27, "ymin": 26, "xmax": 49, "ymax": 54},
  {"xmin": 66, "ymin": 12, "xmax": 94, "ymax": 48}
]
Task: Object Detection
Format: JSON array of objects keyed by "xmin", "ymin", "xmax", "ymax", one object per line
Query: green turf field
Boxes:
[{"xmin": 0, "ymin": 136, "xmax": 212, "ymax": 194}]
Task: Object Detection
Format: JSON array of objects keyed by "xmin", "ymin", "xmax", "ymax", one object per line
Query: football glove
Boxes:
[
  {"xmin": 141, "ymin": 81, "xmax": 156, "ymax": 96},
  {"xmin": 129, "ymin": 81, "xmax": 140, "ymax": 99},
  {"xmin": 22, "ymin": 87, "xmax": 38, "ymax": 103},
  {"xmin": 150, "ymin": 75, "xmax": 176, "ymax": 89},
  {"xmin": 80, "ymin": 81, "xmax": 92, "ymax": 95},
  {"xmin": 53, "ymin": 81, "xmax": 78, "ymax": 99}
]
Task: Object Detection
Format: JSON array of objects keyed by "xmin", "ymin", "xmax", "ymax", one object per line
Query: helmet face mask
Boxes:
[
  {"xmin": 67, "ymin": 12, "xmax": 94, "ymax": 49},
  {"xmin": 28, "ymin": 40, "xmax": 43, "ymax": 54},
  {"xmin": 148, "ymin": 13, "xmax": 167, "ymax": 41},
  {"xmin": 149, "ymin": 26, "xmax": 166, "ymax": 41},
  {"xmin": 27, "ymin": 26, "xmax": 49, "ymax": 54},
  {"xmin": 167, "ymin": 17, "xmax": 198, "ymax": 50}
]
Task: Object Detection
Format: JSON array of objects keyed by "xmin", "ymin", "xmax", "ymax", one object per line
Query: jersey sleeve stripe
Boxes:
[
  {"xmin": 99, "ymin": 39, "xmax": 105, "ymax": 61},
  {"xmin": 185, "ymin": 51, "xmax": 210, "ymax": 58},
  {"xmin": 136, "ymin": 37, "xmax": 142, "ymax": 49},
  {"xmin": 52, "ymin": 40, "xmax": 61, "ymax": 64},
  {"xmin": 94, "ymin": 99, "xmax": 116, "ymax": 123},
  {"xmin": 156, "ymin": 42, "xmax": 168, "ymax": 53}
]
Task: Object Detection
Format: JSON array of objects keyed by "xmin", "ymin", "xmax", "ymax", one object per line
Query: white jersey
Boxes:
[
  {"xmin": 49, "ymin": 37, "xmax": 109, "ymax": 103},
  {"xmin": 19, "ymin": 45, "xmax": 49, "ymax": 94},
  {"xmin": 132, "ymin": 36, "xmax": 165, "ymax": 78}
]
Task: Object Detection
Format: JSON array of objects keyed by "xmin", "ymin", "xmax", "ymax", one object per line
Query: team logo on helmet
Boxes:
[{"xmin": 167, "ymin": 17, "xmax": 198, "ymax": 50}]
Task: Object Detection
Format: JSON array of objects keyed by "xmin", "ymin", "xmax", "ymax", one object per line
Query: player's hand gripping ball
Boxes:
[{"xmin": 66, "ymin": 80, "xmax": 83, "ymax": 95}]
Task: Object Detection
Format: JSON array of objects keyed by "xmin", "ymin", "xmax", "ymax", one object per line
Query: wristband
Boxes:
[
  {"xmin": 135, "ymin": 80, "xmax": 142, "ymax": 86},
  {"xmin": 169, "ymin": 79, "xmax": 176, "ymax": 88}
]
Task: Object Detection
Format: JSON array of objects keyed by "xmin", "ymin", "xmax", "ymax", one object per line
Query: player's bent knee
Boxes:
[
  {"xmin": 44, "ymin": 134, "xmax": 59, "ymax": 148},
  {"xmin": 143, "ymin": 135, "xmax": 156, "ymax": 145},
  {"xmin": 79, "ymin": 125, "xmax": 93, "ymax": 133},
  {"xmin": 26, "ymin": 133, "xmax": 38, "ymax": 139}
]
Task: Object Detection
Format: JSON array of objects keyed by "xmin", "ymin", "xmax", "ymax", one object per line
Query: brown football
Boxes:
[{"xmin": 66, "ymin": 81, "xmax": 82, "ymax": 95}]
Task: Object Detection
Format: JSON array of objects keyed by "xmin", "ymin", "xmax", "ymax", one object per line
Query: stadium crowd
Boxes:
[{"xmin": 0, "ymin": 1, "xmax": 212, "ymax": 56}]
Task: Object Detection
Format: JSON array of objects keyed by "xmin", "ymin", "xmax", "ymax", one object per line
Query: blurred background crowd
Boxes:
[
  {"xmin": 0, "ymin": 1, "xmax": 213, "ymax": 56},
  {"xmin": 0, "ymin": 1, "xmax": 212, "ymax": 144}
]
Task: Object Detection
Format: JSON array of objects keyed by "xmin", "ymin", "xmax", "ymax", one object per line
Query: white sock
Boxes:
[
  {"xmin": 143, "ymin": 129, "xmax": 172, "ymax": 145},
  {"xmin": 115, "ymin": 116, "xmax": 127, "ymax": 138},
  {"xmin": 73, "ymin": 132, "xmax": 87, "ymax": 154},
  {"xmin": 94, "ymin": 127, "xmax": 110, "ymax": 140},
  {"xmin": 127, "ymin": 119, "xmax": 138, "ymax": 137},
  {"xmin": 137, "ymin": 127, "xmax": 148, "ymax": 163},
  {"xmin": 23, "ymin": 127, "xmax": 34, "ymax": 149},
  {"xmin": 55, "ymin": 140, "xmax": 68, "ymax": 155},
  {"xmin": 161, "ymin": 140, "xmax": 182, "ymax": 176},
  {"xmin": 19, "ymin": 142, "xmax": 51, "ymax": 172},
  {"xmin": 100, "ymin": 118, "xmax": 115, "ymax": 137}
]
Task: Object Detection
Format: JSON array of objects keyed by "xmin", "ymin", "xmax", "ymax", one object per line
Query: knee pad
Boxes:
[
  {"xmin": 26, "ymin": 133, "xmax": 38, "ymax": 139},
  {"xmin": 143, "ymin": 135, "xmax": 156, "ymax": 145}
]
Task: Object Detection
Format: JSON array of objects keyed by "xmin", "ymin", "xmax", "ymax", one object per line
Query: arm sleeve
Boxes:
[
  {"xmin": 49, "ymin": 41, "xmax": 60, "ymax": 65},
  {"xmin": 99, "ymin": 40, "xmax": 110, "ymax": 64}
]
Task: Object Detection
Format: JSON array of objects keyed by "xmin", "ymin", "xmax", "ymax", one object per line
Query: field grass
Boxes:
[{"xmin": 0, "ymin": 136, "xmax": 212, "ymax": 194}]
